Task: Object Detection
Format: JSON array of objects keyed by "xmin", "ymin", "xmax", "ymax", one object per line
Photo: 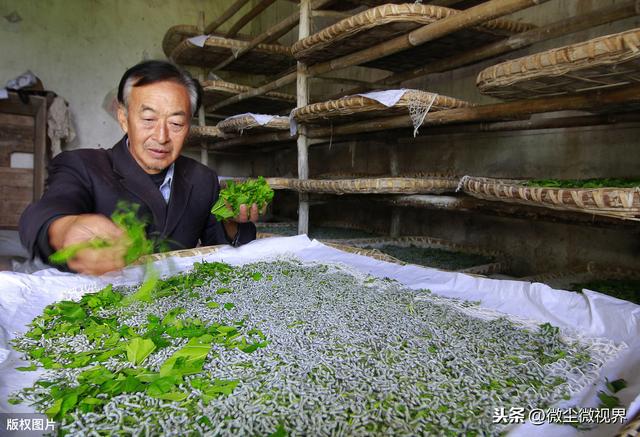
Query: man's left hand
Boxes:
[{"xmin": 222, "ymin": 203, "xmax": 263, "ymax": 243}]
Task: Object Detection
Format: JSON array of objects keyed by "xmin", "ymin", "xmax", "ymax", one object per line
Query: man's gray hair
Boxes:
[{"xmin": 117, "ymin": 60, "xmax": 202, "ymax": 116}]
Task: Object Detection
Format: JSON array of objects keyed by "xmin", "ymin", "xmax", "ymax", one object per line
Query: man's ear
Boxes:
[{"xmin": 116, "ymin": 105, "xmax": 128, "ymax": 133}]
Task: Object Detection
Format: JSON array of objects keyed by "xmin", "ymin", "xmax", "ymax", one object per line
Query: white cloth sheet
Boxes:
[{"xmin": 0, "ymin": 235, "xmax": 638, "ymax": 437}]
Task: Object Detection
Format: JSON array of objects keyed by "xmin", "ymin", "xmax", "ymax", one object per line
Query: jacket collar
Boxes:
[{"xmin": 111, "ymin": 136, "xmax": 192, "ymax": 236}]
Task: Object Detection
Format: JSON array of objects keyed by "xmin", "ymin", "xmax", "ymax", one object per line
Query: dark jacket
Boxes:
[{"xmin": 19, "ymin": 136, "xmax": 255, "ymax": 264}]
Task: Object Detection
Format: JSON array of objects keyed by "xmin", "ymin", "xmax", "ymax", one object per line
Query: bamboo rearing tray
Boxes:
[
  {"xmin": 266, "ymin": 177, "xmax": 459, "ymax": 194},
  {"xmin": 477, "ymin": 28, "xmax": 640, "ymax": 100},
  {"xmin": 254, "ymin": 232, "xmax": 401, "ymax": 264},
  {"xmin": 185, "ymin": 126, "xmax": 224, "ymax": 147},
  {"xmin": 319, "ymin": 236, "xmax": 505, "ymax": 275},
  {"xmin": 327, "ymin": 0, "xmax": 488, "ymax": 10},
  {"xmin": 202, "ymin": 80, "xmax": 295, "ymax": 115},
  {"xmin": 291, "ymin": 3, "xmax": 535, "ymax": 71},
  {"xmin": 164, "ymin": 25, "xmax": 294, "ymax": 74},
  {"xmin": 326, "ymin": 0, "xmax": 416, "ymax": 11},
  {"xmin": 459, "ymin": 176, "xmax": 640, "ymax": 221},
  {"xmin": 291, "ymin": 90, "xmax": 471, "ymax": 125},
  {"xmin": 217, "ymin": 115, "xmax": 290, "ymax": 134},
  {"xmin": 617, "ymin": 410, "xmax": 640, "ymax": 437},
  {"xmin": 520, "ymin": 262, "xmax": 640, "ymax": 284}
]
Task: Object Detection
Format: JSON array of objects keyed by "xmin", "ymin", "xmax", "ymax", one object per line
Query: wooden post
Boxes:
[
  {"xmin": 197, "ymin": 12, "xmax": 208, "ymax": 167},
  {"xmin": 390, "ymin": 208, "xmax": 401, "ymax": 238},
  {"xmin": 33, "ymin": 97, "xmax": 47, "ymax": 200},
  {"xmin": 298, "ymin": 0, "xmax": 311, "ymax": 235},
  {"xmin": 204, "ymin": 0, "xmax": 251, "ymax": 34},
  {"xmin": 211, "ymin": 0, "xmax": 546, "ymax": 111},
  {"xmin": 389, "ymin": 136, "xmax": 400, "ymax": 238},
  {"xmin": 226, "ymin": 0, "xmax": 277, "ymax": 38},
  {"xmin": 198, "ymin": 100, "xmax": 208, "ymax": 166},
  {"xmin": 389, "ymin": 140, "xmax": 399, "ymax": 177}
]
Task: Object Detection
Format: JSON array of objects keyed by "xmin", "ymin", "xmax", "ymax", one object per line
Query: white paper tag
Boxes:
[
  {"xmin": 187, "ymin": 35, "xmax": 209, "ymax": 48},
  {"xmin": 356, "ymin": 89, "xmax": 408, "ymax": 107}
]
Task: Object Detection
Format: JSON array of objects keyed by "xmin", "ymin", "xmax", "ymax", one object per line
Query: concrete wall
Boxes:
[{"xmin": 0, "ymin": 0, "xmax": 249, "ymax": 150}]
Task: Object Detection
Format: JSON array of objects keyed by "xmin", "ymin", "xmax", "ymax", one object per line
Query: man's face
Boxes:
[{"xmin": 117, "ymin": 80, "xmax": 191, "ymax": 174}]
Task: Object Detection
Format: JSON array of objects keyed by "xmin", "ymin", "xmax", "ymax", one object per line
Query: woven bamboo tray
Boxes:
[
  {"xmin": 164, "ymin": 25, "xmax": 294, "ymax": 74},
  {"xmin": 321, "ymin": 235, "xmax": 504, "ymax": 274},
  {"xmin": 202, "ymin": 80, "xmax": 295, "ymax": 115},
  {"xmin": 329, "ymin": 0, "xmax": 487, "ymax": 10},
  {"xmin": 291, "ymin": 90, "xmax": 471, "ymax": 125},
  {"xmin": 256, "ymin": 222, "xmax": 384, "ymax": 239},
  {"xmin": 292, "ymin": 4, "xmax": 534, "ymax": 71},
  {"xmin": 162, "ymin": 24, "xmax": 201, "ymax": 57},
  {"xmin": 266, "ymin": 177, "xmax": 459, "ymax": 194},
  {"xmin": 138, "ymin": 244, "xmax": 224, "ymax": 263},
  {"xmin": 185, "ymin": 126, "xmax": 224, "ymax": 146},
  {"xmin": 460, "ymin": 176, "xmax": 640, "ymax": 221},
  {"xmin": 617, "ymin": 410, "xmax": 640, "ymax": 436},
  {"xmin": 477, "ymin": 28, "xmax": 640, "ymax": 100},
  {"xmin": 522, "ymin": 262, "xmax": 640, "ymax": 283},
  {"xmin": 217, "ymin": 115, "xmax": 290, "ymax": 133},
  {"xmin": 327, "ymin": 0, "xmax": 408, "ymax": 11}
]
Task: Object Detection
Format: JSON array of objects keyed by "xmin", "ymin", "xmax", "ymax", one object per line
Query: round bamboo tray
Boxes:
[
  {"xmin": 329, "ymin": 0, "xmax": 487, "ymax": 10},
  {"xmin": 217, "ymin": 115, "xmax": 290, "ymax": 133},
  {"xmin": 202, "ymin": 80, "xmax": 295, "ymax": 115},
  {"xmin": 321, "ymin": 235, "xmax": 505, "ymax": 275},
  {"xmin": 617, "ymin": 409, "xmax": 640, "ymax": 437},
  {"xmin": 167, "ymin": 31, "xmax": 293, "ymax": 75},
  {"xmin": 138, "ymin": 244, "xmax": 225, "ymax": 263},
  {"xmin": 460, "ymin": 176, "xmax": 640, "ymax": 221},
  {"xmin": 477, "ymin": 28, "xmax": 640, "ymax": 100},
  {"xmin": 292, "ymin": 4, "xmax": 534, "ymax": 71},
  {"xmin": 162, "ymin": 24, "xmax": 200, "ymax": 58},
  {"xmin": 266, "ymin": 177, "xmax": 459, "ymax": 195},
  {"xmin": 185, "ymin": 125, "xmax": 224, "ymax": 147},
  {"xmin": 327, "ymin": 0, "xmax": 410, "ymax": 11},
  {"xmin": 323, "ymin": 242, "xmax": 404, "ymax": 265},
  {"xmin": 522, "ymin": 262, "xmax": 640, "ymax": 284},
  {"xmin": 291, "ymin": 90, "xmax": 471, "ymax": 125}
]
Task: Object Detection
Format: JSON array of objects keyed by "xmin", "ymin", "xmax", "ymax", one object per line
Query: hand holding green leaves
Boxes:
[
  {"xmin": 211, "ymin": 177, "xmax": 274, "ymax": 221},
  {"xmin": 49, "ymin": 202, "xmax": 154, "ymax": 272}
]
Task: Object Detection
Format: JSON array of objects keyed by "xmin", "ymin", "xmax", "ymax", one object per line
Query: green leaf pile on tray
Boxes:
[
  {"xmin": 10, "ymin": 259, "xmax": 624, "ymax": 436},
  {"xmin": 211, "ymin": 176, "xmax": 274, "ymax": 221},
  {"xmin": 522, "ymin": 178, "xmax": 640, "ymax": 189},
  {"xmin": 365, "ymin": 244, "xmax": 494, "ymax": 270}
]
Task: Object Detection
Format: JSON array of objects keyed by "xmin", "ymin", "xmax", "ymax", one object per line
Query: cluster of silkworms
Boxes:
[{"xmin": 12, "ymin": 259, "xmax": 623, "ymax": 436}]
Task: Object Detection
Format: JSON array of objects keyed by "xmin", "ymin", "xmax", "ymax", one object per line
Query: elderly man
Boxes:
[{"xmin": 19, "ymin": 60, "xmax": 257, "ymax": 275}]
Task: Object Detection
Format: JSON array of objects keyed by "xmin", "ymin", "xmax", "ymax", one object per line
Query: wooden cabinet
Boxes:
[{"xmin": 0, "ymin": 92, "xmax": 47, "ymax": 229}]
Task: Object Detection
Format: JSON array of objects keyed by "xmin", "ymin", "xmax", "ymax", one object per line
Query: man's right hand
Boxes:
[{"xmin": 49, "ymin": 214, "xmax": 127, "ymax": 275}]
